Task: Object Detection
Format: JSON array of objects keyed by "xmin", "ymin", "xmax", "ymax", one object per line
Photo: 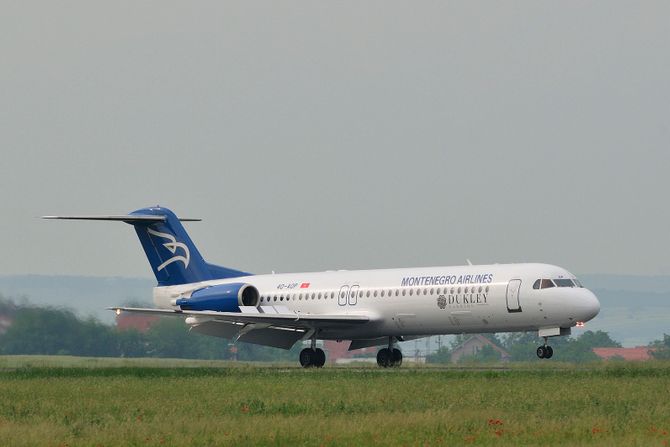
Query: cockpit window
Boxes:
[
  {"xmin": 535, "ymin": 278, "xmax": 582, "ymax": 289},
  {"xmin": 554, "ymin": 279, "xmax": 575, "ymax": 287},
  {"xmin": 540, "ymin": 279, "xmax": 555, "ymax": 289}
]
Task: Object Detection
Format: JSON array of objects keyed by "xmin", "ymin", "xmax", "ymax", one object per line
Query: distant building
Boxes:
[
  {"xmin": 450, "ymin": 334, "xmax": 511, "ymax": 363},
  {"xmin": 323, "ymin": 340, "xmax": 375, "ymax": 363},
  {"xmin": 116, "ymin": 313, "xmax": 160, "ymax": 333},
  {"xmin": 0, "ymin": 301, "xmax": 17, "ymax": 335},
  {"xmin": 593, "ymin": 347, "xmax": 655, "ymax": 361},
  {"xmin": 0, "ymin": 315, "xmax": 12, "ymax": 335}
]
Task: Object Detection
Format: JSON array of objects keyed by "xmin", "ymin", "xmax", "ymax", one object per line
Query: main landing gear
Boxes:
[
  {"xmin": 536, "ymin": 337, "xmax": 554, "ymax": 359},
  {"xmin": 377, "ymin": 337, "xmax": 403, "ymax": 368},
  {"xmin": 299, "ymin": 347, "xmax": 326, "ymax": 368},
  {"xmin": 300, "ymin": 334, "xmax": 326, "ymax": 368}
]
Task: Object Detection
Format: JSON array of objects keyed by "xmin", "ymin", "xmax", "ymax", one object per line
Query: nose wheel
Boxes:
[{"xmin": 536, "ymin": 337, "xmax": 554, "ymax": 359}]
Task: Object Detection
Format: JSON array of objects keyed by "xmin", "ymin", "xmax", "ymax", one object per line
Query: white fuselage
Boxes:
[{"xmin": 153, "ymin": 262, "xmax": 600, "ymax": 341}]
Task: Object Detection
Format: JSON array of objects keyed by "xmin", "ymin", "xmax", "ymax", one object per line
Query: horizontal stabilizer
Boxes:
[
  {"xmin": 42, "ymin": 215, "xmax": 201, "ymax": 222},
  {"xmin": 43, "ymin": 206, "xmax": 248, "ymax": 286}
]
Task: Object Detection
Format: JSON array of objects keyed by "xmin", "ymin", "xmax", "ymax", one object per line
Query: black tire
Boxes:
[
  {"xmin": 314, "ymin": 348, "xmax": 326, "ymax": 367},
  {"xmin": 536, "ymin": 346, "xmax": 546, "ymax": 359},
  {"xmin": 299, "ymin": 348, "xmax": 314, "ymax": 368},
  {"xmin": 377, "ymin": 348, "xmax": 392, "ymax": 368},
  {"xmin": 545, "ymin": 346, "xmax": 554, "ymax": 359},
  {"xmin": 392, "ymin": 348, "xmax": 403, "ymax": 367}
]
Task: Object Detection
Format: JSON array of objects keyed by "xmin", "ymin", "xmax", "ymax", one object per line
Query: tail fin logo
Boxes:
[{"xmin": 147, "ymin": 228, "xmax": 190, "ymax": 271}]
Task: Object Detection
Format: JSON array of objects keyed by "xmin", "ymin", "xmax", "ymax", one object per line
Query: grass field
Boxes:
[{"xmin": 0, "ymin": 357, "xmax": 669, "ymax": 446}]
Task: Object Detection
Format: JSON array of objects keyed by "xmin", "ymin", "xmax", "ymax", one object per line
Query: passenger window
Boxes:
[
  {"xmin": 374, "ymin": 290, "xmax": 378, "ymax": 297},
  {"xmin": 402, "ymin": 290, "xmax": 406, "ymax": 296},
  {"xmin": 409, "ymin": 289, "xmax": 413, "ymax": 296}
]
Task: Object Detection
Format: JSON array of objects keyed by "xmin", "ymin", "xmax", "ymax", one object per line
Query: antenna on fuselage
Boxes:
[{"xmin": 466, "ymin": 259, "xmax": 473, "ymax": 266}]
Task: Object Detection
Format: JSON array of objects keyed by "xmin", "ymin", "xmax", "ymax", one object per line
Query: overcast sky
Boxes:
[{"xmin": 1, "ymin": 2, "xmax": 669, "ymax": 279}]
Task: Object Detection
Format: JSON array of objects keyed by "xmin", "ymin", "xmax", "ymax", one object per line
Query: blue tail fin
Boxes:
[
  {"xmin": 43, "ymin": 206, "xmax": 251, "ymax": 286},
  {"xmin": 129, "ymin": 207, "xmax": 250, "ymax": 286}
]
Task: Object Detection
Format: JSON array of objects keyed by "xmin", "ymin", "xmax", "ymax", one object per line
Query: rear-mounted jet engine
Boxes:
[{"xmin": 174, "ymin": 283, "xmax": 259, "ymax": 312}]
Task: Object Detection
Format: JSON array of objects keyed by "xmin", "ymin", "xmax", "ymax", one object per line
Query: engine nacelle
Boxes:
[{"xmin": 175, "ymin": 283, "xmax": 259, "ymax": 312}]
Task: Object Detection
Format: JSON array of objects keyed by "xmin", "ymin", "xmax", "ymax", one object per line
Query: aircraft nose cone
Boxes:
[{"xmin": 580, "ymin": 289, "xmax": 600, "ymax": 322}]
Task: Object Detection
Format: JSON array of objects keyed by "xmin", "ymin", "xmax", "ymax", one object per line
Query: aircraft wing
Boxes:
[
  {"xmin": 110, "ymin": 307, "xmax": 370, "ymax": 328},
  {"xmin": 109, "ymin": 307, "xmax": 372, "ymax": 349}
]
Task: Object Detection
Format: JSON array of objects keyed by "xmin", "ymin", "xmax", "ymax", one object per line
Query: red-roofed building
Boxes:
[
  {"xmin": 593, "ymin": 347, "xmax": 655, "ymax": 361},
  {"xmin": 323, "ymin": 340, "xmax": 375, "ymax": 363},
  {"xmin": 450, "ymin": 334, "xmax": 511, "ymax": 363},
  {"xmin": 116, "ymin": 313, "xmax": 160, "ymax": 333}
]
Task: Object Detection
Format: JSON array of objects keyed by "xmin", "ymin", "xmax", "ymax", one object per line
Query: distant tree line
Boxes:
[
  {"xmin": 2, "ymin": 295, "xmax": 668, "ymax": 363},
  {"xmin": 427, "ymin": 330, "xmax": 625, "ymax": 364},
  {"xmin": 650, "ymin": 334, "xmax": 670, "ymax": 359},
  {"xmin": 0, "ymin": 296, "xmax": 300, "ymax": 361}
]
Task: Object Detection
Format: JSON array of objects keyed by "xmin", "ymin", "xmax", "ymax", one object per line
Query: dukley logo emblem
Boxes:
[{"xmin": 147, "ymin": 228, "xmax": 190, "ymax": 271}]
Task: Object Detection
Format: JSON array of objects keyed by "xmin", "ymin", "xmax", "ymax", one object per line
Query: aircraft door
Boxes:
[
  {"xmin": 338, "ymin": 286, "xmax": 349, "ymax": 306},
  {"xmin": 349, "ymin": 285, "xmax": 359, "ymax": 306},
  {"xmin": 506, "ymin": 279, "xmax": 522, "ymax": 313}
]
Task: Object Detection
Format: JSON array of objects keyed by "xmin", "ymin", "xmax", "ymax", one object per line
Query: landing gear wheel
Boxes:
[
  {"xmin": 314, "ymin": 348, "xmax": 326, "ymax": 367},
  {"xmin": 536, "ymin": 346, "xmax": 547, "ymax": 359},
  {"xmin": 377, "ymin": 348, "xmax": 392, "ymax": 368},
  {"xmin": 544, "ymin": 346, "xmax": 553, "ymax": 359},
  {"xmin": 392, "ymin": 348, "xmax": 403, "ymax": 367},
  {"xmin": 300, "ymin": 348, "xmax": 314, "ymax": 368}
]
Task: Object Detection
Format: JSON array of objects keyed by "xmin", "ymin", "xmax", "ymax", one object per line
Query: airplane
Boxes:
[{"xmin": 44, "ymin": 206, "xmax": 600, "ymax": 367}]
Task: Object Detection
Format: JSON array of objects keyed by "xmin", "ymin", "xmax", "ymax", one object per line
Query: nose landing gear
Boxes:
[{"xmin": 536, "ymin": 337, "xmax": 554, "ymax": 359}]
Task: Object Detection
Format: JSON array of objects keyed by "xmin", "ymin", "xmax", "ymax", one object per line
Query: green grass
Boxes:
[{"xmin": 0, "ymin": 357, "xmax": 669, "ymax": 446}]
